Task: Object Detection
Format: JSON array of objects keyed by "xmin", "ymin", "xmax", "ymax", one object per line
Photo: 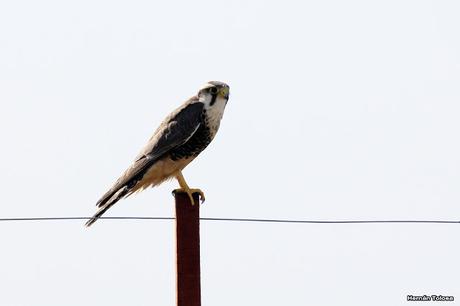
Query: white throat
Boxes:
[{"xmin": 200, "ymin": 94, "xmax": 228, "ymax": 135}]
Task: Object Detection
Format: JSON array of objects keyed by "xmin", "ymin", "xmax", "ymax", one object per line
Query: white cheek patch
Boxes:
[
  {"xmin": 199, "ymin": 93, "xmax": 213, "ymax": 104},
  {"xmin": 207, "ymin": 97, "xmax": 227, "ymax": 123}
]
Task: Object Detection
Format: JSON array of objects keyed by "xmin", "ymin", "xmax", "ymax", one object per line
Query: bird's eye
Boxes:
[{"xmin": 209, "ymin": 87, "xmax": 218, "ymax": 95}]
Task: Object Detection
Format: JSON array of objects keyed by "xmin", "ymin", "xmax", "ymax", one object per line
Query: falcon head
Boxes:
[{"xmin": 198, "ymin": 81, "xmax": 230, "ymax": 107}]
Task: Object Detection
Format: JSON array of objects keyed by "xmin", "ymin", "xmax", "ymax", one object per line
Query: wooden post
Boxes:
[{"xmin": 174, "ymin": 192, "xmax": 201, "ymax": 306}]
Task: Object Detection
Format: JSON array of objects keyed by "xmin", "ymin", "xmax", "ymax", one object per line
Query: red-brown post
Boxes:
[{"xmin": 174, "ymin": 192, "xmax": 201, "ymax": 306}]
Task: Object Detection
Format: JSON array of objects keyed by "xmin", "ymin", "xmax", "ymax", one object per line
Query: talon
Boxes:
[
  {"xmin": 172, "ymin": 188, "xmax": 204, "ymax": 205},
  {"xmin": 187, "ymin": 190, "xmax": 195, "ymax": 205},
  {"xmin": 174, "ymin": 171, "xmax": 205, "ymax": 205},
  {"xmin": 190, "ymin": 189, "xmax": 205, "ymax": 205}
]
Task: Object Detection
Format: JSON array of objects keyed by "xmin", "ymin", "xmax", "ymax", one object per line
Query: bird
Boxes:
[{"xmin": 86, "ymin": 81, "xmax": 230, "ymax": 227}]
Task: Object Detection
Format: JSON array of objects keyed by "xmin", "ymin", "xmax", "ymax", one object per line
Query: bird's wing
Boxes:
[
  {"xmin": 136, "ymin": 99, "xmax": 204, "ymax": 162},
  {"xmin": 95, "ymin": 100, "xmax": 204, "ymax": 208}
]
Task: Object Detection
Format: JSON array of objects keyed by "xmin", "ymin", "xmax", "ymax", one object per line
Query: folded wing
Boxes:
[{"xmin": 85, "ymin": 100, "xmax": 204, "ymax": 226}]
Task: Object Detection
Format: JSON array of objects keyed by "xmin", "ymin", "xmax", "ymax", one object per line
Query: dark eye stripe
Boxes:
[{"xmin": 210, "ymin": 93, "xmax": 217, "ymax": 106}]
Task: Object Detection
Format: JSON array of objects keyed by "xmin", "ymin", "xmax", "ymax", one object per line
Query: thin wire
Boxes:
[{"xmin": 0, "ymin": 216, "xmax": 458, "ymax": 224}]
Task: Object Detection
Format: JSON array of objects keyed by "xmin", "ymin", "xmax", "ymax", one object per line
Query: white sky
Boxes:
[{"xmin": 1, "ymin": 0, "xmax": 459, "ymax": 305}]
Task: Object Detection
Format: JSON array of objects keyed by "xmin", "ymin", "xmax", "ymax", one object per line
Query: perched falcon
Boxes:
[{"xmin": 86, "ymin": 81, "xmax": 230, "ymax": 227}]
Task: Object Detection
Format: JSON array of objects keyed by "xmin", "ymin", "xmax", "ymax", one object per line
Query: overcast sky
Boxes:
[{"xmin": 1, "ymin": 0, "xmax": 459, "ymax": 305}]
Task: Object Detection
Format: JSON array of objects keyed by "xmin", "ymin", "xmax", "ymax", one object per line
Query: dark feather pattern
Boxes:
[{"xmin": 86, "ymin": 100, "xmax": 205, "ymax": 227}]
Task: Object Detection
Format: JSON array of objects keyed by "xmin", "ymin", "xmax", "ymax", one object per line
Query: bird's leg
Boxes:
[{"xmin": 173, "ymin": 171, "xmax": 205, "ymax": 205}]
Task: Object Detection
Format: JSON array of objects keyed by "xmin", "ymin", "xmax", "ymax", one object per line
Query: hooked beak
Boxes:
[{"xmin": 219, "ymin": 87, "xmax": 230, "ymax": 99}]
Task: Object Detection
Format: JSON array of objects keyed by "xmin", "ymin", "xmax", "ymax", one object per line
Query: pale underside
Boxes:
[
  {"xmin": 85, "ymin": 82, "xmax": 229, "ymax": 227},
  {"xmin": 131, "ymin": 156, "xmax": 196, "ymax": 193}
]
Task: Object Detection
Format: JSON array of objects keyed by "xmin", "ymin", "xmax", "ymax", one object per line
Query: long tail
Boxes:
[
  {"xmin": 85, "ymin": 187, "xmax": 131, "ymax": 227},
  {"xmin": 86, "ymin": 155, "xmax": 157, "ymax": 227}
]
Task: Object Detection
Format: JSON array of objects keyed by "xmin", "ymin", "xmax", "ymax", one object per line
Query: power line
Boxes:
[
  {"xmin": 204, "ymin": 218, "xmax": 460, "ymax": 224},
  {"xmin": 0, "ymin": 217, "xmax": 173, "ymax": 222},
  {"xmin": 0, "ymin": 216, "xmax": 459, "ymax": 224}
]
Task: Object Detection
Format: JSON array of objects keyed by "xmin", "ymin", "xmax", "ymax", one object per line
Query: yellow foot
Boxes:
[{"xmin": 172, "ymin": 188, "xmax": 205, "ymax": 205}]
